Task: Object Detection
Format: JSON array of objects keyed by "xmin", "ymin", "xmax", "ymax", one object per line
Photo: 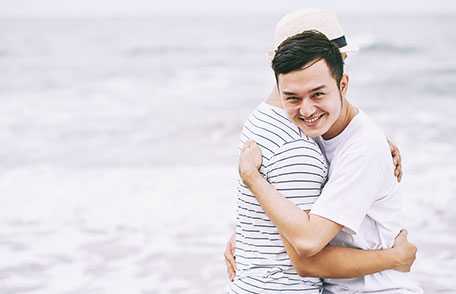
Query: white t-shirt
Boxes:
[{"xmin": 310, "ymin": 109, "xmax": 423, "ymax": 293}]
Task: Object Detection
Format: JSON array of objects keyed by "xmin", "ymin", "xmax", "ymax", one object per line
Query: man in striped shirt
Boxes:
[
  {"xmin": 226, "ymin": 10, "xmax": 414, "ymax": 294},
  {"xmin": 230, "ymin": 101, "xmax": 327, "ymax": 293}
]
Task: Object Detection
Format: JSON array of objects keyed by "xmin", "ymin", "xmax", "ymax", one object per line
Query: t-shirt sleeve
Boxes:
[
  {"xmin": 310, "ymin": 145, "xmax": 385, "ymax": 234},
  {"xmin": 266, "ymin": 139, "xmax": 328, "ymax": 211}
]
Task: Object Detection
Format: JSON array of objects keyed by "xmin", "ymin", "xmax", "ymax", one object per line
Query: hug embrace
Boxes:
[{"xmin": 224, "ymin": 9, "xmax": 423, "ymax": 294}]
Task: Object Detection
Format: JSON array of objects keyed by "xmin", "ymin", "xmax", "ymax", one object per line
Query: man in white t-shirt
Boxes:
[{"xmin": 238, "ymin": 30, "xmax": 423, "ymax": 293}]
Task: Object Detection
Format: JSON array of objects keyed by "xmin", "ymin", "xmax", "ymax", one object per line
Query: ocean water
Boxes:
[{"xmin": 0, "ymin": 13, "xmax": 455, "ymax": 293}]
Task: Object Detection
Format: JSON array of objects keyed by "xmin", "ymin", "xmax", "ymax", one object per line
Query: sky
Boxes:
[{"xmin": 1, "ymin": 0, "xmax": 456, "ymax": 17}]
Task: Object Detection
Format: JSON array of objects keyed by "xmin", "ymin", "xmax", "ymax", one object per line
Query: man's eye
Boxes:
[
  {"xmin": 313, "ymin": 92, "xmax": 325, "ymax": 98},
  {"xmin": 286, "ymin": 97, "xmax": 300, "ymax": 103}
]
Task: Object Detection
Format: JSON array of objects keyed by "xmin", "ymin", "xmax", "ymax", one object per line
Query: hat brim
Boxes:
[{"xmin": 267, "ymin": 43, "xmax": 359, "ymax": 62}]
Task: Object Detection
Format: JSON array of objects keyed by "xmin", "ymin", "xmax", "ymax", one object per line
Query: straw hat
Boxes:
[{"xmin": 268, "ymin": 9, "xmax": 358, "ymax": 60}]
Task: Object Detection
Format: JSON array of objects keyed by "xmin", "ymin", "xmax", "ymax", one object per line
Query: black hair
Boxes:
[{"xmin": 272, "ymin": 30, "xmax": 344, "ymax": 85}]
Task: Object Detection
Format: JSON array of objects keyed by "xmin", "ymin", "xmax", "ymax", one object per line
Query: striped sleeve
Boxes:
[{"xmin": 266, "ymin": 138, "xmax": 327, "ymax": 211}]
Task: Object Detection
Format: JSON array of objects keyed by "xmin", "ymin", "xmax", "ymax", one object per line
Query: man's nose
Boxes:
[{"xmin": 299, "ymin": 99, "xmax": 316, "ymax": 117}]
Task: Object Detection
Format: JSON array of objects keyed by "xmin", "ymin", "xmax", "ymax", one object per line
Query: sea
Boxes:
[{"xmin": 0, "ymin": 12, "xmax": 455, "ymax": 293}]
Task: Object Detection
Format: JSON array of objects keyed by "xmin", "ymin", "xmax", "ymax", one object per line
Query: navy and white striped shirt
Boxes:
[{"xmin": 229, "ymin": 102, "xmax": 328, "ymax": 294}]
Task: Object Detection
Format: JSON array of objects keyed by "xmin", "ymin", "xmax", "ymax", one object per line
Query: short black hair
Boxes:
[{"xmin": 272, "ymin": 30, "xmax": 344, "ymax": 85}]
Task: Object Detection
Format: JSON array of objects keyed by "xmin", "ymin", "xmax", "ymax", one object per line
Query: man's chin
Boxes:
[
  {"xmin": 297, "ymin": 125, "xmax": 325, "ymax": 138},
  {"xmin": 294, "ymin": 120, "xmax": 326, "ymax": 137}
]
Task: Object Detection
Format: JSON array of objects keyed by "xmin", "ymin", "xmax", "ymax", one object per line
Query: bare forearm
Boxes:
[
  {"xmin": 282, "ymin": 237, "xmax": 397, "ymax": 278},
  {"xmin": 244, "ymin": 174, "xmax": 340, "ymax": 256},
  {"xmin": 244, "ymin": 174, "xmax": 315, "ymax": 251}
]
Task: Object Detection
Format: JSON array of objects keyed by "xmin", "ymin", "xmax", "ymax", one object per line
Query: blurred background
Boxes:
[{"xmin": 1, "ymin": 0, "xmax": 455, "ymax": 293}]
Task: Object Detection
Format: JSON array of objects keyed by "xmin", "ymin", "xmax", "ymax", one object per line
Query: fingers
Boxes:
[
  {"xmin": 225, "ymin": 254, "xmax": 236, "ymax": 281},
  {"xmin": 394, "ymin": 148, "xmax": 401, "ymax": 162},
  {"xmin": 224, "ymin": 234, "xmax": 237, "ymax": 281},
  {"xmin": 395, "ymin": 229, "xmax": 408, "ymax": 242},
  {"xmin": 241, "ymin": 141, "xmax": 248, "ymax": 151},
  {"xmin": 393, "ymin": 150, "xmax": 402, "ymax": 183},
  {"xmin": 242, "ymin": 140, "xmax": 255, "ymax": 149},
  {"xmin": 393, "ymin": 229, "xmax": 408, "ymax": 248},
  {"xmin": 230, "ymin": 235, "xmax": 236, "ymax": 256},
  {"xmin": 391, "ymin": 145, "xmax": 402, "ymax": 173},
  {"xmin": 395, "ymin": 167, "xmax": 402, "ymax": 183},
  {"xmin": 389, "ymin": 141, "xmax": 400, "ymax": 161},
  {"xmin": 393, "ymin": 150, "xmax": 401, "ymax": 168},
  {"xmin": 394, "ymin": 165, "xmax": 402, "ymax": 181},
  {"xmin": 399, "ymin": 229, "xmax": 408, "ymax": 238},
  {"xmin": 392, "ymin": 150, "xmax": 399, "ymax": 165},
  {"xmin": 239, "ymin": 139, "xmax": 263, "ymax": 181},
  {"xmin": 240, "ymin": 141, "xmax": 251, "ymax": 156},
  {"xmin": 224, "ymin": 249, "xmax": 236, "ymax": 281},
  {"xmin": 389, "ymin": 139, "xmax": 398, "ymax": 153},
  {"xmin": 229, "ymin": 234, "xmax": 237, "ymax": 271},
  {"xmin": 388, "ymin": 140, "xmax": 403, "ymax": 183},
  {"xmin": 392, "ymin": 229, "xmax": 417, "ymax": 273},
  {"xmin": 242, "ymin": 140, "xmax": 259, "ymax": 152}
]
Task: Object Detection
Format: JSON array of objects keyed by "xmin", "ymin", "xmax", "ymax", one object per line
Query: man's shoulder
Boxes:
[
  {"xmin": 356, "ymin": 112, "xmax": 390, "ymax": 154},
  {"xmin": 333, "ymin": 112, "xmax": 392, "ymax": 175},
  {"xmin": 340, "ymin": 111, "xmax": 388, "ymax": 153}
]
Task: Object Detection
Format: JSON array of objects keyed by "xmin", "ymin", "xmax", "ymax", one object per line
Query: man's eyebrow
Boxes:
[
  {"xmin": 310, "ymin": 85, "xmax": 326, "ymax": 92},
  {"xmin": 282, "ymin": 91, "xmax": 298, "ymax": 96},
  {"xmin": 282, "ymin": 85, "xmax": 326, "ymax": 96}
]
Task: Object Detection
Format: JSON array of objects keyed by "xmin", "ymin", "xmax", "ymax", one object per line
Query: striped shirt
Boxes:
[{"xmin": 229, "ymin": 102, "xmax": 328, "ymax": 294}]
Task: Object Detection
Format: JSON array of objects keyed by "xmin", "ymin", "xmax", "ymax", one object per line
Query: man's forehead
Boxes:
[
  {"xmin": 280, "ymin": 59, "xmax": 331, "ymax": 78},
  {"xmin": 278, "ymin": 60, "xmax": 334, "ymax": 93}
]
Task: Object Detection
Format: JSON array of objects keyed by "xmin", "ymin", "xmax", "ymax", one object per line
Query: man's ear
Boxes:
[{"xmin": 339, "ymin": 74, "xmax": 349, "ymax": 98}]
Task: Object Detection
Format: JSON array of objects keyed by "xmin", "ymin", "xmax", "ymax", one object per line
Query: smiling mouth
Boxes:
[{"xmin": 300, "ymin": 113, "xmax": 325, "ymax": 125}]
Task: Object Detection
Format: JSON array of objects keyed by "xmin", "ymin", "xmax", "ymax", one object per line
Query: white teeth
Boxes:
[
  {"xmin": 302, "ymin": 114, "xmax": 322, "ymax": 123},
  {"xmin": 305, "ymin": 117, "xmax": 318, "ymax": 123}
]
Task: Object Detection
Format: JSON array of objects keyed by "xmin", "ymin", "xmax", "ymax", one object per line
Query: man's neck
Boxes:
[{"xmin": 322, "ymin": 99, "xmax": 358, "ymax": 140}]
